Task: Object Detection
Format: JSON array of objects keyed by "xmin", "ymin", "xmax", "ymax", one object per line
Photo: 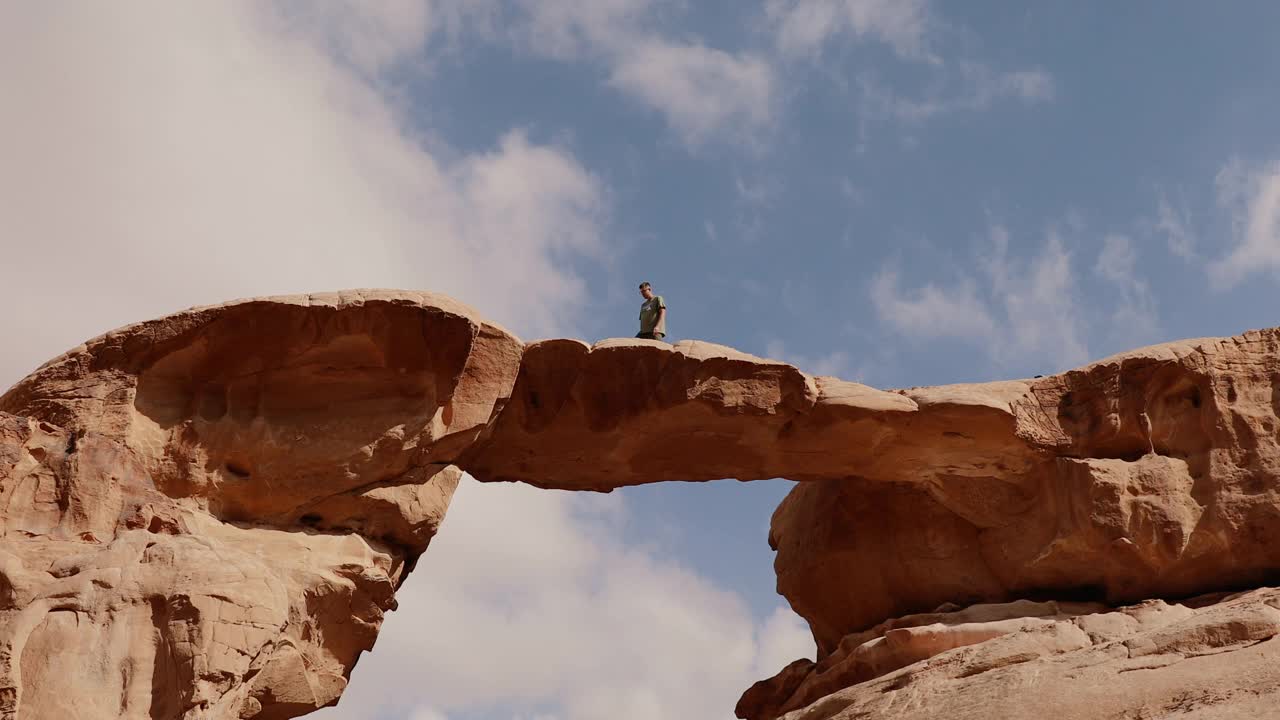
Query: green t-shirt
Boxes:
[{"xmin": 639, "ymin": 295, "xmax": 667, "ymax": 335}]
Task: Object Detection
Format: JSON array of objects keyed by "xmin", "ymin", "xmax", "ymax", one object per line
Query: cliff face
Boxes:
[{"xmin": 4, "ymin": 290, "xmax": 1280, "ymax": 719}]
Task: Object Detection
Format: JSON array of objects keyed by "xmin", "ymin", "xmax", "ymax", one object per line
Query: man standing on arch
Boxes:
[{"xmin": 636, "ymin": 281, "xmax": 667, "ymax": 341}]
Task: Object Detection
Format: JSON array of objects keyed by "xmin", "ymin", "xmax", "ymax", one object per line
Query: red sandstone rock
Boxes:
[
  {"xmin": 750, "ymin": 588, "xmax": 1280, "ymax": 720},
  {"xmin": 463, "ymin": 338, "xmax": 1041, "ymax": 490},
  {"xmin": 0, "ymin": 291, "xmax": 518, "ymax": 719},
  {"xmin": 769, "ymin": 331, "xmax": 1280, "ymax": 659},
  {"xmin": 6, "ymin": 290, "xmax": 1280, "ymax": 720}
]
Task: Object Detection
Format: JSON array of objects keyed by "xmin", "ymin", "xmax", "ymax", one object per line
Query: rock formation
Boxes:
[
  {"xmin": 4, "ymin": 290, "xmax": 1280, "ymax": 719},
  {"xmin": 738, "ymin": 588, "xmax": 1280, "ymax": 720},
  {"xmin": 0, "ymin": 292, "xmax": 518, "ymax": 719}
]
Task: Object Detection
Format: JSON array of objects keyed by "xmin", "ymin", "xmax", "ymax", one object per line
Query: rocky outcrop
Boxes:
[
  {"xmin": 763, "ymin": 331, "xmax": 1280, "ymax": 662},
  {"xmin": 737, "ymin": 597, "xmax": 1113, "ymax": 720},
  {"xmin": 5, "ymin": 290, "xmax": 1280, "ymax": 720},
  {"xmin": 463, "ymin": 337, "xmax": 1037, "ymax": 490},
  {"xmin": 744, "ymin": 587, "xmax": 1280, "ymax": 720},
  {"xmin": 0, "ymin": 291, "xmax": 519, "ymax": 719}
]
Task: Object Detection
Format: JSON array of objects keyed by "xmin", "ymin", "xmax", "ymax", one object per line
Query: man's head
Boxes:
[{"xmin": 638, "ymin": 281, "xmax": 653, "ymax": 300}]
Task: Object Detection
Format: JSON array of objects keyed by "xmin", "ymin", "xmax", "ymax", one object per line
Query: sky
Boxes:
[{"xmin": 3, "ymin": 2, "xmax": 1280, "ymax": 719}]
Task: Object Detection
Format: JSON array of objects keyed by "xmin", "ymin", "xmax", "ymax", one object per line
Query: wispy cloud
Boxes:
[
  {"xmin": 869, "ymin": 271, "xmax": 998, "ymax": 341},
  {"xmin": 764, "ymin": 0, "xmax": 1055, "ymax": 137},
  {"xmin": 407, "ymin": 708, "xmax": 451, "ymax": 720},
  {"xmin": 1153, "ymin": 189, "xmax": 1197, "ymax": 261},
  {"xmin": 514, "ymin": 0, "xmax": 653, "ymax": 59},
  {"xmin": 766, "ymin": 0, "xmax": 935, "ymax": 60},
  {"xmin": 765, "ymin": 339, "xmax": 856, "ymax": 378},
  {"xmin": 839, "ymin": 176, "xmax": 865, "ymax": 205},
  {"xmin": 857, "ymin": 63, "xmax": 1054, "ymax": 123},
  {"xmin": 609, "ymin": 40, "xmax": 775, "ymax": 145},
  {"xmin": 511, "ymin": 0, "xmax": 776, "ymax": 148},
  {"xmin": 986, "ymin": 226, "xmax": 1089, "ymax": 367},
  {"xmin": 871, "ymin": 224, "xmax": 1090, "ymax": 371},
  {"xmin": 1095, "ymin": 233, "xmax": 1160, "ymax": 345},
  {"xmin": 736, "ymin": 174, "xmax": 783, "ymax": 206},
  {"xmin": 1208, "ymin": 157, "xmax": 1280, "ymax": 288},
  {"xmin": 273, "ymin": 0, "xmax": 438, "ymax": 76}
]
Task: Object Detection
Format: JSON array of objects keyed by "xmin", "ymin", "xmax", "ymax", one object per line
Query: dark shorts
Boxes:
[{"xmin": 636, "ymin": 331, "xmax": 666, "ymax": 341}]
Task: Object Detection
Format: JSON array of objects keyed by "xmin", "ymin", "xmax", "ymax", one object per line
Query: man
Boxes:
[{"xmin": 636, "ymin": 281, "xmax": 667, "ymax": 340}]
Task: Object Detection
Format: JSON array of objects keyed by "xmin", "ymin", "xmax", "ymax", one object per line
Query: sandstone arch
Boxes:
[{"xmin": 4, "ymin": 290, "xmax": 1280, "ymax": 719}]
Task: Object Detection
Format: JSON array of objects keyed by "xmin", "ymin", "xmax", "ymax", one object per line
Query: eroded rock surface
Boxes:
[
  {"xmin": 769, "ymin": 331, "xmax": 1280, "ymax": 658},
  {"xmin": 5, "ymin": 290, "xmax": 1280, "ymax": 720},
  {"xmin": 747, "ymin": 588, "xmax": 1280, "ymax": 720},
  {"xmin": 0, "ymin": 291, "xmax": 519, "ymax": 719},
  {"xmin": 463, "ymin": 338, "xmax": 1035, "ymax": 490}
]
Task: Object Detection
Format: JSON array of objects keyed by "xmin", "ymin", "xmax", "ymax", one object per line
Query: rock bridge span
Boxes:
[{"xmin": 4, "ymin": 290, "xmax": 1280, "ymax": 719}]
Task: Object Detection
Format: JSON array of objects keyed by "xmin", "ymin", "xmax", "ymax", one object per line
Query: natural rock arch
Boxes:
[{"xmin": 4, "ymin": 290, "xmax": 1280, "ymax": 719}]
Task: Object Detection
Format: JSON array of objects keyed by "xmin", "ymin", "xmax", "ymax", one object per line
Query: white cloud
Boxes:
[
  {"xmin": 1031, "ymin": 236, "xmax": 1081, "ymax": 351},
  {"xmin": 996, "ymin": 68, "xmax": 1056, "ymax": 102},
  {"xmin": 764, "ymin": 1, "xmax": 1054, "ymax": 134},
  {"xmin": 1208, "ymin": 157, "xmax": 1280, "ymax": 288},
  {"xmin": 767, "ymin": 0, "xmax": 934, "ymax": 60},
  {"xmin": 705, "ymin": 220, "xmax": 719, "ymax": 243},
  {"xmin": 839, "ymin": 176, "xmax": 865, "ymax": 205},
  {"xmin": 869, "ymin": 271, "xmax": 998, "ymax": 341},
  {"xmin": 317, "ymin": 480, "xmax": 814, "ymax": 720},
  {"xmin": 515, "ymin": 0, "xmax": 653, "ymax": 59},
  {"xmin": 989, "ymin": 228, "xmax": 1089, "ymax": 367},
  {"xmin": 858, "ymin": 64, "xmax": 1054, "ymax": 123},
  {"xmin": 1094, "ymin": 233, "xmax": 1159, "ymax": 347},
  {"xmin": 754, "ymin": 606, "xmax": 818, "ymax": 679},
  {"xmin": 509, "ymin": 0, "xmax": 775, "ymax": 147},
  {"xmin": 0, "ymin": 1, "xmax": 606, "ymax": 387},
  {"xmin": 1095, "ymin": 233, "xmax": 1137, "ymax": 286},
  {"xmin": 765, "ymin": 340, "xmax": 854, "ymax": 378},
  {"xmin": 871, "ymin": 225, "xmax": 1090, "ymax": 371},
  {"xmin": 274, "ymin": 1, "xmax": 506, "ymax": 76},
  {"xmin": 1154, "ymin": 190, "xmax": 1196, "ymax": 260},
  {"xmin": 408, "ymin": 708, "xmax": 450, "ymax": 720},
  {"xmin": 736, "ymin": 174, "xmax": 782, "ymax": 207},
  {"xmin": 609, "ymin": 40, "xmax": 775, "ymax": 146},
  {"xmin": 271, "ymin": 0, "xmax": 435, "ymax": 76}
]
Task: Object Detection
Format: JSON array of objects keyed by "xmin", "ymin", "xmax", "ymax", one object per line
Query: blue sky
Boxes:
[
  {"xmin": 394, "ymin": 1, "xmax": 1280, "ymax": 382},
  {"xmin": 4, "ymin": 2, "xmax": 1280, "ymax": 719}
]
